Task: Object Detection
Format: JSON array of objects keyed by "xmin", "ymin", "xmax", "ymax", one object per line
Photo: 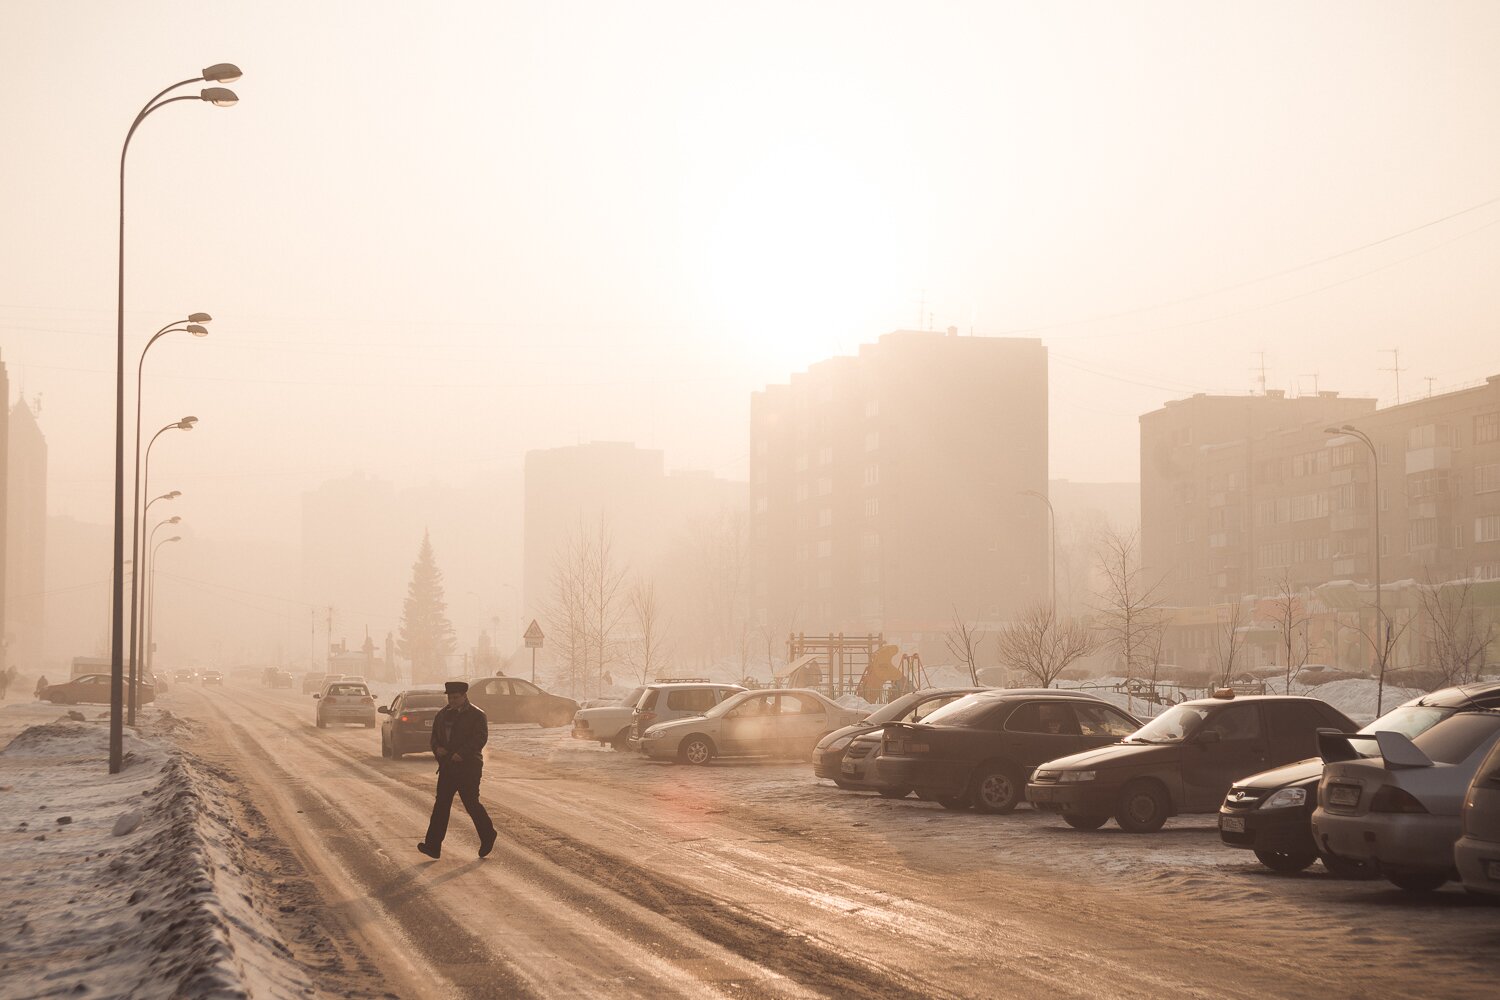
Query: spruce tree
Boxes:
[{"xmin": 397, "ymin": 530, "xmax": 457, "ymax": 683}]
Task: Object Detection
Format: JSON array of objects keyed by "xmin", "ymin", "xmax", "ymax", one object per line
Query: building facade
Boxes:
[
  {"xmin": 4, "ymin": 397, "xmax": 47, "ymax": 671},
  {"xmin": 750, "ymin": 330, "xmax": 1049, "ymax": 641}
]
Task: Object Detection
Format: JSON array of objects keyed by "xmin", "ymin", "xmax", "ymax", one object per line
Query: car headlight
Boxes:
[
  {"xmin": 1059, "ymin": 771, "xmax": 1096, "ymax": 783},
  {"xmin": 1259, "ymin": 787, "xmax": 1308, "ymax": 810},
  {"xmin": 824, "ymin": 734, "xmax": 855, "ymax": 752},
  {"xmin": 642, "ymin": 728, "xmax": 666, "ymax": 739}
]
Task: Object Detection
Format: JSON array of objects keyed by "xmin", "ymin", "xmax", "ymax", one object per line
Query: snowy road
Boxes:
[{"xmin": 168, "ymin": 683, "xmax": 1499, "ymax": 1000}]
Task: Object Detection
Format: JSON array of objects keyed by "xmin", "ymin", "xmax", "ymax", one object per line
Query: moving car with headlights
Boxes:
[
  {"xmin": 314, "ymin": 678, "xmax": 378, "ymax": 728},
  {"xmin": 628, "ymin": 682, "xmax": 746, "ymax": 750},
  {"xmin": 200, "ymin": 669, "xmax": 224, "ymax": 686},
  {"xmin": 378, "ymin": 688, "xmax": 447, "ymax": 758},
  {"xmin": 1455, "ymin": 735, "xmax": 1500, "ymax": 898},
  {"xmin": 640, "ymin": 688, "xmax": 864, "ymax": 765},
  {"xmin": 814, "ymin": 687, "xmax": 987, "ymax": 792},
  {"xmin": 1028, "ymin": 693, "xmax": 1354, "ymax": 832},
  {"xmin": 878, "ymin": 690, "xmax": 1140, "ymax": 814},
  {"xmin": 1220, "ymin": 682, "xmax": 1500, "ymax": 873},
  {"xmin": 1312, "ymin": 709, "xmax": 1500, "ymax": 892},
  {"xmin": 463, "ymin": 675, "xmax": 579, "ymax": 728},
  {"xmin": 42, "ymin": 674, "xmax": 155, "ymax": 707},
  {"xmin": 571, "ymin": 685, "xmax": 649, "ymax": 750}
]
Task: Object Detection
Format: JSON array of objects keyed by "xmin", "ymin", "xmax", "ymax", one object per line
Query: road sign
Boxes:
[{"xmin": 523, "ymin": 619, "xmax": 545, "ymax": 648}]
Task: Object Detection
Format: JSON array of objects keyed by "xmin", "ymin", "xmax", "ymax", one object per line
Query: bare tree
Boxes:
[
  {"xmin": 1093, "ymin": 526, "xmax": 1168, "ymax": 685},
  {"xmin": 944, "ymin": 607, "xmax": 983, "ymax": 685},
  {"xmin": 1213, "ymin": 601, "xmax": 1246, "ymax": 689},
  {"xmin": 1341, "ymin": 607, "xmax": 1412, "ymax": 717},
  {"xmin": 544, "ymin": 524, "xmax": 593, "ymax": 698},
  {"xmin": 586, "ymin": 518, "xmax": 628, "ymax": 694},
  {"xmin": 1264, "ymin": 571, "xmax": 1313, "ymax": 694},
  {"xmin": 623, "ymin": 578, "xmax": 673, "ymax": 685},
  {"xmin": 995, "ymin": 602, "xmax": 1096, "ymax": 688},
  {"xmin": 1419, "ymin": 576, "xmax": 1494, "ymax": 687}
]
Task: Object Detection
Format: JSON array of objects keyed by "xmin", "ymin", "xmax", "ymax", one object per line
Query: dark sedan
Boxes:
[
  {"xmin": 43, "ymin": 673, "xmax": 155, "ymax": 706},
  {"xmin": 378, "ymin": 689, "xmax": 448, "ymax": 759},
  {"xmin": 464, "ymin": 675, "xmax": 578, "ymax": 728},
  {"xmin": 877, "ymin": 690, "xmax": 1142, "ymax": 813},
  {"xmin": 1028, "ymin": 694, "xmax": 1355, "ymax": 832},
  {"xmin": 812, "ymin": 687, "xmax": 986, "ymax": 790},
  {"xmin": 1220, "ymin": 681, "xmax": 1500, "ymax": 873}
]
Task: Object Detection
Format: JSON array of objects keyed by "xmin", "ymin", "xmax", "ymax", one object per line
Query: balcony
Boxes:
[
  {"xmin": 1406, "ymin": 446, "xmax": 1452, "ymax": 475},
  {"xmin": 1330, "ymin": 511, "xmax": 1372, "ymax": 533}
]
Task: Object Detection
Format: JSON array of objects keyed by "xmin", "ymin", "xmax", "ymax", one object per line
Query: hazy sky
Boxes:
[{"xmin": 4, "ymin": 0, "xmax": 1500, "ymax": 547}]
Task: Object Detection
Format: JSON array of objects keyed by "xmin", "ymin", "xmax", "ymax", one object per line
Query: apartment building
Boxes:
[{"xmin": 750, "ymin": 330, "xmax": 1048, "ymax": 640}]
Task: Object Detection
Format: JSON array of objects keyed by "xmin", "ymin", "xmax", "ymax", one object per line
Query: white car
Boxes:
[
  {"xmin": 571, "ymin": 686, "xmax": 648, "ymax": 750},
  {"xmin": 639, "ymin": 688, "xmax": 867, "ymax": 765}
]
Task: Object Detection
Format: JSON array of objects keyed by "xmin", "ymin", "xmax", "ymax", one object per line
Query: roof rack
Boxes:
[{"xmin": 652, "ymin": 677, "xmax": 712, "ymax": 684}]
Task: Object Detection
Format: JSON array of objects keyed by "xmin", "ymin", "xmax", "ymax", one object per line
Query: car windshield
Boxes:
[
  {"xmin": 919, "ymin": 693, "xmax": 1003, "ymax": 727},
  {"xmin": 864, "ymin": 692, "xmax": 930, "ymax": 724},
  {"xmin": 401, "ymin": 694, "xmax": 446, "ymax": 709},
  {"xmin": 1354, "ymin": 705, "xmax": 1451, "ymax": 756},
  {"xmin": 1125, "ymin": 704, "xmax": 1214, "ymax": 744},
  {"xmin": 705, "ymin": 692, "xmax": 757, "ymax": 718},
  {"xmin": 621, "ymin": 686, "xmax": 647, "ymax": 707}
]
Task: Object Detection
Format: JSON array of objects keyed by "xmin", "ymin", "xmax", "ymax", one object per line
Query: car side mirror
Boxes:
[
  {"xmin": 312, "ymin": 693, "xmax": 321, "ymax": 700},
  {"xmin": 1197, "ymin": 730, "xmax": 1221, "ymax": 744},
  {"xmin": 377, "ymin": 706, "xmax": 390, "ymax": 714}
]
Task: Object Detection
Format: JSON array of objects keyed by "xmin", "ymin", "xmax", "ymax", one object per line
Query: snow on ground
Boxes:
[{"xmin": 0, "ymin": 702, "xmax": 314, "ymax": 999}]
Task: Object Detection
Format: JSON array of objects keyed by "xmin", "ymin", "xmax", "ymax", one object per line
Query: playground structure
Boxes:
[{"xmin": 775, "ymin": 633, "xmax": 930, "ymax": 703}]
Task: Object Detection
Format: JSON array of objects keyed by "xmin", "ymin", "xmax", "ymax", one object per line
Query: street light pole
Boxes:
[
  {"xmin": 130, "ymin": 417, "xmax": 196, "ymax": 722},
  {"xmin": 1021, "ymin": 489, "xmax": 1058, "ymax": 612},
  {"xmin": 110, "ymin": 64, "xmax": 240, "ymax": 773},
  {"xmin": 146, "ymin": 534, "xmax": 182, "ymax": 681},
  {"xmin": 1325, "ymin": 424, "xmax": 1385, "ymax": 714}
]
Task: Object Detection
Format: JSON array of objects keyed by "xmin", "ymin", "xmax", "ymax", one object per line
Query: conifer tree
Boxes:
[{"xmin": 397, "ymin": 530, "xmax": 457, "ymax": 683}]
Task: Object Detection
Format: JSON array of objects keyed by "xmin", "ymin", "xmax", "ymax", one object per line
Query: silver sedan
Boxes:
[{"xmin": 640, "ymin": 688, "xmax": 866, "ymax": 765}]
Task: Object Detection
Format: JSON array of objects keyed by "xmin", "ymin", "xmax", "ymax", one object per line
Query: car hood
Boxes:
[
  {"xmin": 818, "ymin": 721, "xmax": 879, "ymax": 748},
  {"xmin": 1234, "ymin": 757, "xmax": 1322, "ymax": 791},
  {"xmin": 1043, "ymin": 741, "xmax": 1178, "ymax": 770},
  {"xmin": 646, "ymin": 714, "xmax": 710, "ymax": 734}
]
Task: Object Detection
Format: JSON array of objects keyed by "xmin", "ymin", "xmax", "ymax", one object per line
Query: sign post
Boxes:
[{"xmin": 523, "ymin": 619, "xmax": 545, "ymax": 683}]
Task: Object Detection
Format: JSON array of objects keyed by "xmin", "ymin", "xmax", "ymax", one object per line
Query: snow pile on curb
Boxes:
[{"xmin": 0, "ymin": 715, "xmax": 314, "ymax": 999}]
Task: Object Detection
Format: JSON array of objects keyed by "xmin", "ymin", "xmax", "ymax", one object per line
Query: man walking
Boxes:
[{"xmin": 418, "ymin": 680, "xmax": 497, "ymax": 860}]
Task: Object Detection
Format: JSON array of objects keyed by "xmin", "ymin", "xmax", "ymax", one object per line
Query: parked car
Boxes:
[
  {"xmin": 813, "ymin": 687, "xmax": 986, "ymax": 792},
  {"xmin": 378, "ymin": 688, "xmax": 447, "ymax": 759},
  {"xmin": 878, "ymin": 690, "xmax": 1142, "ymax": 814},
  {"xmin": 639, "ymin": 688, "xmax": 864, "ymax": 765},
  {"xmin": 200, "ymin": 669, "xmax": 224, "ymax": 686},
  {"xmin": 1220, "ymin": 682, "xmax": 1500, "ymax": 873},
  {"xmin": 314, "ymin": 678, "xmax": 378, "ymax": 728},
  {"xmin": 1028, "ymin": 694, "xmax": 1355, "ymax": 832},
  {"xmin": 572, "ymin": 686, "xmax": 649, "ymax": 750},
  {"xmin": 42, "ymin": 673, "xmax": 155, "ymax": 707},
  {"xmin": 628, "ymin": 682, "xmax": 746, "ymax": 750},
  {"xmin": 464, "ymin": 675, "xmax": 578, "ymax": 727},
  {"xmin": 1312, "ymin": 709, "xmax": 1500, "ymax": 892},
  {"xmin": 1455, "ymin": 735, "xmax": 1500, "ymax": 898}
]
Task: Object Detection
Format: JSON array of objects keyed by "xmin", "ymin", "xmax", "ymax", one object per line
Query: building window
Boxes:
[
  {"xmin": 817, "ymin": 507, "xmax": 833, "ymax": 527},
  {"xmin": 818, "ymin": 446, "xmax": 833, "ymax": 466},
  {"xmin": 864, "ymin": 498, "xmax": 879, "ymax": 517},
  {"xmin": 816, "ymin": 539, "xmax": 832, "ymax": 558},
  {"xmin": 1477, "ymin": 515, "xmax": 1500, "ymax": 543},
  {"xmin": 1380, "ymin": 443, "xmax": 1391, "ymax": 465},
  {"xmin": 865, "ymin": 398, "xmax": 879, "ymax": 418},
  {"xmin": 795, "ymin": 483, "xmax": 809, "ymax": 502},
  {"xmin": 863, "ymin": 464, "xmax": 880, "ymax": 487},
  {"xmin": 1380, "ymin": 534, "xmax": 1389, "ymax": 557},
  {"xmin": 1476, "ymin": 464, "xmax": 1500, "ymax": 495},
  {"xmin": 754, "ymin": 497, "xmax": 767, "ymax": 514},
  {"xmin": 1455, "ymin": 524, "xmax": 1465, "ymax": 549},
  {"xmin": 865, "ymin": 431, "xmax": 879, "ymax": 452},
  {"xmin": 795, "ymin": 453, "xmax": 809, "ymax": 472},
  {"xmin": 1379, "ymin": 488, "xmax": 1389, "ymax": 512},
  {"xmin": 816, "ymin": 476, "xmax": 833, "ymax": 496},
  {"xmin": 1476, "ymin": 412, "xmax": 1500, "ymax": 444}
]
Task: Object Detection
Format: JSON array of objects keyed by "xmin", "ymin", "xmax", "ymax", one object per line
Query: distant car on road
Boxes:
[
  {"xmin": 262, "ymin": 667, "xmax": 293, "ymax": 689},
  {"xmin": 173, "ymin": 669, "xmax": 197, "ymax": 684},
  {"xmin": 639, "ymin": 688, "xmax": 865, "ymax": 765},
  {"xmin": 42, "ymin": 673, "xmax": 155, "ymax": 707},
  {"xmin": 572, "ymin": 686, "xmax": 649, "ymax": 750},
  {"xmin": 378, "ymin": 688, "xmax": 447, "ymax": 759},
  {"xmin": 314, "ymin": 679, "xmax": 377, "ymax": 728},
  {"xmin": 301, "ymin": 673, "xmax": 330, "ymax": 695},
  {"xmin": 812, "ymin": 687, "xmax": 986, "ymax": 793},
  {"xmin": 463, "ymin": 676, "xmax": 578, "ymax": 728},
  {"xmin": 628, "ymin": 682, "xmax": 746, "ymax": 750},
  {"xmin": 1455, "ymin": 735, "xmax": 1500, "ymax": 898},
  {"xmin": 200, "ymin": 670, "xmax": 224, "ymax": 686}
]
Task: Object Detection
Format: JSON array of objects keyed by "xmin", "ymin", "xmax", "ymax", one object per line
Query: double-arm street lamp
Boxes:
[
  {"xmin": 1324, "ymin": 423, "xmax": 1387, "ymax": 714},
  {"xmin": 146, "ymin": 532, "xmax": 183, "ymax": 681},
  {"xmin": 1020, "ymin": 488, "xmax": 1058, "ymax": 612},
  {"xmin": 110, "ymin": 64, "xmax": 241, "ymax": 773},
  {"xmin": 128, "ymin": 417, "xmax": 196, "ymax": 723}
]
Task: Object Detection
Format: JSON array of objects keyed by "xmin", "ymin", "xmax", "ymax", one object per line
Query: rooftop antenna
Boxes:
[
  {"xmin": 1299, "ymin": 373, "xmax": 1320, "ymax": 396},
  {"xmin": 1252, "ymin": 351, "xmax": 1268, "ymax": 395},
  {"xmin": 1425, "ymin": 376, "xmax": 1436, "ymax": 398},
  {"xmin": 1381, "ymin": 348, "xmax": 1405, "ymax": 404},
  {"xmin": 918, "ymin": 289, "xmax": 926, "ymax": 331}
]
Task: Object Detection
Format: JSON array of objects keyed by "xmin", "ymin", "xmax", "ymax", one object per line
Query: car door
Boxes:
[
  {"xmin": 1265, "ymin": 702, "xmax": 1330, "ymax": 766},
  {"xmin": 719, "ymin": 693, "xmax": 777, "ymax": 754},
  {"xmin": 507, "ymin": 678, "xmax": 547, "ymax": 723},
  {"xmin": 775, "ymin": 693, "xmax": 829, "ymax": 754},
  {"xmin": 1074, "ymin": 703, "xmax": 1140, "ymax": 750},
  {"xmin": 382, "ymin": 693, "xmax": 402, "ymax": 744},
  {"xmin": 1003, "ymin": 701, "xmax": 1093, "ymax": 768},
  {"xmin": 469, "ymin": 678, "xmax": 510, "ymax": 721},
  {"xmin": 81, "ymin": 674, "xmax": 111, "ymax": 704},
  {"xmin": 1182, "ymin": 702, "xmax": 1267, "ymax": 811}
]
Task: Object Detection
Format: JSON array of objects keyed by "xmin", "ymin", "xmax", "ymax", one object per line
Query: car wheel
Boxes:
[
  {"xmin": 316, "ymin": 714, "xmax": 327, "ymax": 729},
  {"xmin": 1386, "ymin": 870, "xmax": 1448, "ymax": 893},
  {"xmin": 610, "ymin": 731, "xmax": 631, "ymax": 752},
  {"xmin": 1062, "ymin": 814, "xmax": 1110, "ymax": 831},
  {"xmin": 832, "ymin": 777, "xmax": 857, "ymax": 790},
  {"xmin": 381, "ymin": 735, "xmax": 391, "ymax": 758},
  {"xmin": 678, "ymin": 735, "xmax": 715, "ymax": 766},
  {"xmin": 1115, "ymin": 780, "xmax": 1169, "ymax": 833},
  {"xmin": 876, "ymin": 787, "xmax": 912, "ymax": 799},
  {"xmin": 1320, "ymin": 852, "xmax": 1375, "ymax": 880},
  {"xmin": 1254, "ymin": 847, "xmax": 1318, "ymax": 873},
  {"xmin": 938, "ymin": 794, "xmax": 971, "ymax": 811},
  {"xmin": 970, "ymin": 763, "xmax": 1023, "ymax": 815}
]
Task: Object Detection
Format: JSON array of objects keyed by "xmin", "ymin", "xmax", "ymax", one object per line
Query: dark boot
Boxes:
[
  {"xmin": 478, "ymin": 831, "xmax": 497, "ymax": 858},
  {"xmin": 417, "ymin": 842, "xmax": 441, "ymax": 859}
]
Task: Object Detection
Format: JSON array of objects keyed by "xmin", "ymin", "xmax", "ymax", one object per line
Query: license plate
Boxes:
[
  {"xmin": 1329, "ymin": 784, "xmax": 1361, "ymax": 807},
  {"xmin": 1485, "ymin": 860, "xmax": 1500, "ymax": 881},
  {"xmin": 1220, "ymin": 815, "xmax": 1246, "ymax": 833},
  {"xmin": 840, "ymin": 760, "xmax": 857, "ymax": 774},
  {"xmin": 422, "ymin": 720, "xmax": 433, "ymax": 729}
]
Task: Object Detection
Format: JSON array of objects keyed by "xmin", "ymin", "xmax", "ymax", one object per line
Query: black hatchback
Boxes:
[
  {"xmin": 378, "ymin": 688, "xmax": 447, "ymax": 759},
  {"xmin": 877, "ymin": 690, "xmax": 1142, "ymax": 813}
]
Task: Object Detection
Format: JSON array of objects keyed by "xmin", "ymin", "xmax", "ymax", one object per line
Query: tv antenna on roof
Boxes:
[{"xmin": 1382, "ymin": 348, "xmax": 1405, "ymax": 404}]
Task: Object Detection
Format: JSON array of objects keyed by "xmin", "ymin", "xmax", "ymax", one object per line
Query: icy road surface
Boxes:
[{"xmin": 169, "ymin": 683, "xmax": 1498, "ymax": 1000}]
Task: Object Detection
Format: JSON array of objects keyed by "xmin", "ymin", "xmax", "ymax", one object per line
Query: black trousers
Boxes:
[{"xmin": 424, "ymin": 762, "xmax": 495, "ymax": 848}]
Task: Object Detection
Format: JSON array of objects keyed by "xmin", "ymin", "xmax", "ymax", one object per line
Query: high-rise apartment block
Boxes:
[
  {"xmin": 750, "ymin": 330, "xmax": 1048, "ymax": 639},
  {"xmin": 5, "ymin": 397, "xmax": 47, "ymax": 670}
]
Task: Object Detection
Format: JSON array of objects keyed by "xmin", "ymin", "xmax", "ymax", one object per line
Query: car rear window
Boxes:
[
  {"xmin": 1412, "ymin": 713, "xmax": 1500, "ymax": 765},
  {"xmin": 920, "ymin": 693, "xmax": 1003, "ymax": 727},
  {"xmin": 637, "ymin": 690, "xmax": 659, "ymax": 711},
  {"xmin": 328, "ymin": 684, "xmax": 369, "ymax": 697},
  {"xmin": 667, "ymin": 688, "xmax": 717, "ymax": 712},
  {"xmin": 402, "ymin": 694, "xmax": 446, "ymax": 709}
]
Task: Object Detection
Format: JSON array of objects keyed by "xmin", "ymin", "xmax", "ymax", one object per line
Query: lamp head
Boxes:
[
  {"xmin": 178, "ymin": 416, "xmax": 198, "ymax": 430},
  {"xmin": 188, "ymin": 312, "xmax": 212, "ymax": 324},
  {"xmin": 1323, "ymin": 426, "xmax": 1341, "ymax": 435},
  {"xmin": 201, "ymin": 87, "xmax": 239, "ymax": 107},
  {"xmin": 167, "ymin": 516, "xmax": 182, "ymax": 525},
  {"xmin": 201, "ymin": 63, "xmax": 243, "ymax": 84},
  {"xmin": 167, "ymin": 490, "xmax": 182, "ymax": 499},
  {"xmin": 166, "ymin": 536, "xmax": 181, "ymax": 543},
  {"xmin": 186, "ymin": 324, "xmax": 209, "ymax": 337}
]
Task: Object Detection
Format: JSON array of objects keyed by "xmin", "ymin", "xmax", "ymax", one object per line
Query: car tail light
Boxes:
[
  {"xmin": 1370, "ymin": 785, "xmax": 1428, "ymax": 814},
  {"xmin": 362, "ymin": 696, "xmax": 375, "ymax": 704},
  {"xmin": 638, "ymin": 711, "xmax": 657, "ymax": 725},
  {"xmin": 400, "ymin": 714, "xmax": 411, "ymax": 723}
]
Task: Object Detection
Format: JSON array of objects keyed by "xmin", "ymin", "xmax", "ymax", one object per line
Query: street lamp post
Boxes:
[
  {"xmin": 129, "ymin": 417, "xmax": 196, "ymax": 723},
  {"xmin": 142, "ymin": 516, "xmax": 181, "ymax": 693},
  {"xmin": 1325, "ymin": 423, "xmax": 1386, "ymax": 714},
  {"xmin": 1021, "ymin": 489, "xmax": 1058, "ymax": 612},
  {"xmin": 146, "ymin": 534, "xmax": 183, "ymax": 682},
  {"xmin": 110, "ymin": 64, "xmax": 240, "ymax": 773}
]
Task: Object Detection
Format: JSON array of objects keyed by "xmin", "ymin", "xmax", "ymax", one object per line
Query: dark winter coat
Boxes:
[{"xmin": 431, "ymin": 701, "xmax": 488, "ymax": 767}]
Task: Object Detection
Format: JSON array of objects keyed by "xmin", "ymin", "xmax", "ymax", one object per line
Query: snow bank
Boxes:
[{"xmin": 0, "ymin": 712, "xmax": 313, "ymax": 999}]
